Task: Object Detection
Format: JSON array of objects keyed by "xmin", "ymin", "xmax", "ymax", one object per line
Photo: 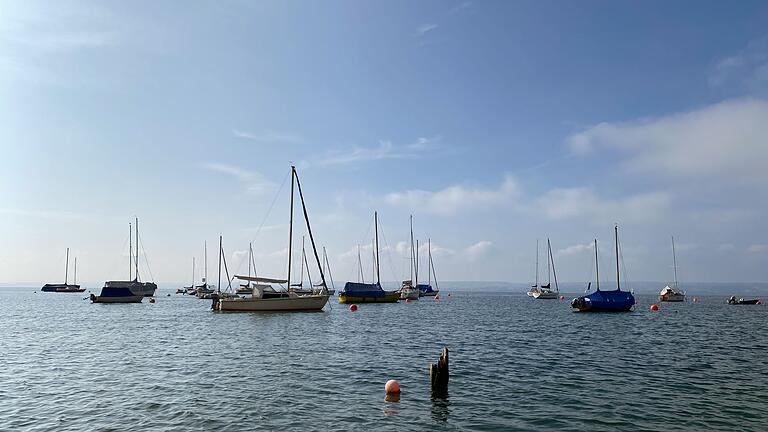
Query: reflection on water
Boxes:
[{"xmin": 431, "ymin": 392, "xmax": 450, "ymax": 424}]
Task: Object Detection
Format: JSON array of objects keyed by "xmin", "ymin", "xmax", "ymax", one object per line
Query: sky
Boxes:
[{"xmin": 1, "ymin": 0, "xmax": 768, "ymax": 287}]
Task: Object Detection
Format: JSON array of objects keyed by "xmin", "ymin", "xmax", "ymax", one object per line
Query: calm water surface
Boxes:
[{"xmin": 1, "ymin": 287, "xmax": 767, "ymax": 431}]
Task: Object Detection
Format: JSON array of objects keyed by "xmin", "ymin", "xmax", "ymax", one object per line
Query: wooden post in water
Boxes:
[{"xmin": 429, "ymin": 347, "xmax": 449, "ymax": 396}]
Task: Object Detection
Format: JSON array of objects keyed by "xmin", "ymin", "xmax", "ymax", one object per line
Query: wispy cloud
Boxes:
[
  {"xmin": 535, "ymin": 187, "xmax": 671, "ymax": 223},
  {"xmin": 417, "ymin": 23, "xmax": 438, "ymax": 37},
  {"xmin": 463, "ymin": 241, "xmax": 492, "ymax": 261},
  {"xmin": 747, "ymin": 244, "xmax": 768, "ymax": 253},
  {"xmin": 318, "ymin": 136, "xmax": 441, "ymax": 167},
  {"xmin": 201, "ymin": 162, "xmax": 274, "ymax": 194},
  {"xmin": 555, "ymin": 242, "xmax": 594, "ymax": 258},
  {"xmin": 385, "ymin": 175, "xmax": 519, "ymax": 216},
  {"xmin": 709, "ymin": 36, "xmax": 768, "ymax": 95},
  {"xmin": 567, "ymin": 98, "xmax": 768, "ymax": 185},
  {"xmin": 232, "ymin": 129, "xmax": 303, "ymax": 144}
]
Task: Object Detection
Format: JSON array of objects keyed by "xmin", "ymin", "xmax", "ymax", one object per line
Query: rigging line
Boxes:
[
  {"xmin": 618, "ymin": 237, "xmax": 631, "ymax": 293},
  {"xmin": 232, "ymin": 170, "xmax": 291, "ymax": 275},
  {"xmin": 138, "ymin": 231, "xmax": 155, "ymax": 283},
  {"xmin": 376, "ymin": 216, "xmax": 398, "ymax": 287},
  {"xmin": 222, "ymin": 244, "xmax": 233, "ymax": 291}
]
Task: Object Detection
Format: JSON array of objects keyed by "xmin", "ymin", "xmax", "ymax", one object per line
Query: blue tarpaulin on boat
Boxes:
[
  {"xmin": 415, "ymin": 284, "xmax": 435, "ymax": 294},
  {"xmin": 99, "ymin": 287, "xmax": 137, "ymax": 297},
  {"xmin": 571, "ymin": 289, "xmax": 635, "ymax": 312},
  {"xmin": 342, "ymin": 282, "xmax": 385, "ymax": 297}
]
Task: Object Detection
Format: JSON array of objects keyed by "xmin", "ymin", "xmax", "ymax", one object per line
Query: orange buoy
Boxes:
[
  {"xmin": 385, "ymin": 379, "xmax": 401, "ymax": 394},
  {"xmin": 349, "ymin": 304, "xmax": 358, "ymax": 312},
  {"xmin": 649, "ymin": 304, "xmax": 658, "ymax": 311}
]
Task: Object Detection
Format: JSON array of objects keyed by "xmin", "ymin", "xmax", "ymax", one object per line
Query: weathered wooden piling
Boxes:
[{"xmin": 429, "ymin": 347, "xmax": 449, "ymax": 396}]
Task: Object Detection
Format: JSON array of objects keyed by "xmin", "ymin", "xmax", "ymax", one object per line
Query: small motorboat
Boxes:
[
  {"xmin": 727, "ymin": 296, "xmax": 761, "ymax": 305},
  {"xmin": 400, "ymin": 280, "xmax": 420, "ymax": 300}
]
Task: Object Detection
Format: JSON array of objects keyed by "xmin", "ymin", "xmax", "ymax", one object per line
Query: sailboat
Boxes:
[
  {"xmin": 214, "ymin": 166, "xmax": 330, "ymax": 312},
  {"xmin": 177, "ymin": 257, "xmax": 195, "ymax": 294},
  {"xmin": 91, "ymin": 218, "xmax": 156, "ymax": 303},
  {"xmin": 195, "ymin": 241, "xmax": 216, "ymax": 297},
  {"xmin": 415, "ymin": 238, "xmax": 439, "ymax": 297},
  {"xmin": 340, "ymin": 212, "xmax": 400, "ymax": 303},
  {"xmin": 400, "ymin": 216, "xmax": 421, "ymax": 300},
  {"xmin": 531, "ymin": 239, "xmax": 559, "ymax": 299},
  {"xmin": 659, "ymin": 236, "xmax": 686, "ymax": 302},
  {"xmin": 571, "ymin": 225, "xmax": 635, "ymax": 312},
  {"xmin": 42, "ymin": 248, "xmax": 85, "ymax": 293},
  {"xmin": 527, "ymin": 240, "xmax": 540, "ymax": 297}
]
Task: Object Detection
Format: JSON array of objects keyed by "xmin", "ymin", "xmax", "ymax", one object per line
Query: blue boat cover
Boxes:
[
  {"xmin": 415, "ymin": 284, "xmax": 435, "ymax": 294},
  {"xmin": 99, "ymin": 287, "xmax": 137, "ymax": 297},
  {"xmin": 342, "ymin": 282, "xmax": 385, "ymax": 297},
  {"xmin": 572, "ymin": 289, "xmax": 635, "ymax": 312}
]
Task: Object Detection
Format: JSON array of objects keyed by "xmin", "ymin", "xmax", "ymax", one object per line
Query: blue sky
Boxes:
[{"xmin": 2, "ymin": 0, "xmax": 768, "ymax": 286}]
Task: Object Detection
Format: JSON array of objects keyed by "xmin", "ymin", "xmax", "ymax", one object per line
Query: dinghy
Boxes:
[
  {"xmin": 727, "ymin": 296, "xmax": 761, "ymax": 305},
  {"xmin": 571, "ymin": 226, "xmax": 635, "ymax": 312}
]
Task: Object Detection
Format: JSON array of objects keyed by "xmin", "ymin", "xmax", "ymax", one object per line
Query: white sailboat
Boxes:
[
  {"xmin": 530, "ymin": 239, "xmax": 559, "ymax": 299},
  {"xmin": 214, "ymin": 166, "xmax": 330, "ymax": 312},
  {"xmin": 659, "ymin": 236, "xmax": 686, "ymax": 302},
  {"xmin": 400, "ymin": 215, "xmax": 421, "ymax": 300}
]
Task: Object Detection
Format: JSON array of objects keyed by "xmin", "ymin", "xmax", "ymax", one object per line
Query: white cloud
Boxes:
[
  {"xmin": 536, "ymin": 187, "xmax": 671, "ymax": 222},
  {"xmin": 567, "ymin": 98, "xmax": 768, "ymax": 184},
  {"xmin": 385, "ymin": 176, "xmax": 518, "ymax": 216},
  {"xmin": 463, "ymin": 241, "xmax": 492, "ymax": 261},
  {"xmin": 555, "ymin": 242, "xmax": 594, "ymax": 258},
  {"xmin": 318, "ymin": 137, "xmax": 440, "ymax": 166},
  {"xmin": 747, "ymin": 244, "xmax": 768, "ymax": 253},
  {"xmin": 201, "ymin": 162, "xmax": 274, "ymax": 194},
  {"xmin": 232, "ymin": 129, "xmax": 303, "ymax": 144},
  {"xmin": 417, "ymin": 23, "xmax": 438, "ymax": 36}
]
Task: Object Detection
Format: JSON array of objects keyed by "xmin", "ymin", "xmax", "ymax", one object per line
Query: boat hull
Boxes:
[
  {"xmin": 660, "ymin": 295, "xmax": 685, "ymax": 302},
  {"xmin": 400, "ymin": 287, "xmax": 420, "ymax": 300},
  {"xmin": 339, "ymin": 291, "xmax": 400, "ymax": 303},
  {"xmin": 532, "ymin": 290, "xmax": 558, "ymax": 299},
  {"xmin": 215, "ymin": 294, "xmax": 330, "ymax": 311},
  {"xmin": 90, "ymin": 293, "xmax": 143, "ymax": 303},
  {"xmin": 571, "ymin": 289, "xmax": 635, "ymax": 312}
]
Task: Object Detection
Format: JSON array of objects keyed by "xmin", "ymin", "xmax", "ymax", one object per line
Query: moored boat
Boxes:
[
  {"xmin": 214, "ymin": 166, "xmax": 330, "ymax": 312},
  {"xmin": 531, "ymin": 239, "xmax": 559, "ymax": 299},
  {"xmin": 659, "ymin": 236, "xmax": 686, "ymax": 302},
  {"xmin": 727, "ymin": 296, "xmax": 761, "ymax": 305},
  {"xmin": 42, "ymin": 248, "xmax": 85, "ymax": 293},
  {"xmin": 571, "ymin": 226, "xmax": 635, "ymax": 312},
  {"xmin": 339, "ymin": 211, "xmax": 399, "ymax": 304}
]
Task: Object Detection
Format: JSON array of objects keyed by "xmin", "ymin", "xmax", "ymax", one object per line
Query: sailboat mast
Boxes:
[
  {"xmin": 192, "ymin": 257, "xmax": 195, "ymax": 288},
  {"xmin": 65, "ymin": 247, "xmax": 69, "ymax": 285},
  {"xmin": 204, "ymin": 241, "xmax": 208, "ymax": 285},
  {"xmin": 595, "ymin": 239, "xmax": 600, "ymax": 291},
  {"xmin": 248, "ymin": 242, "xmax": 252, "ymax": 279},
  {"xmin": 671, "ymin": 235, "xmax": 679, "ymax": 290},
  {"xmin": 416, "ymin": 240, "xmax": 420, "ymax": 285},
  {"xmin": 129, "ymin": 223, "xmax": 132, "ymax": 280},
  {"xmin": 428, "ymin": 238, "xmax": 432, "ymax": 285},
  {"xmin": 375, "ymin": 211, "xmax": 380, "ymax": 285},
  {"xmin": 287, "ymin": 167, "xmax": 295, "ymax": 290},
  {"xmin": 74, "ymin": 257, "xmax": 77, "ymax": 285},
  {"xmin": 357, "ymin": 244, "xmax": 363, "ymax": 283},
  {"xmin": 135, "ymin": 217, "xmax": 139, "ymax": 282},
  {"xmin": 291, "ymin": 166, "xmax": 327, "ymax": 288},
  {"xmin": 410, "ymin": 215, "xmax": 415, "ymax": 283},
  {"xmin": 299, "ymin": 236, "xmax": 305, "ymax": 286},
  {"xmin": 546, "ymin": 239, "xmax": 551, "ymax": 285},
  {"xmin": 615, "ymin": 225, "xmax": 621, "ymax": 291},
  {"xmin": 548, "ymin": 239, "xmax": 558, "ymax": 293},
  {"xmin": 535, "ymin": 239, "xmax": 539, "ymax": 287},
  {"xmin": 217, "ymin": 235, "xmax": 222, "ymax": 294}
]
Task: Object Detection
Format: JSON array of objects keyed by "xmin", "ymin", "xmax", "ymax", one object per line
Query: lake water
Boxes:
[{"xmin": 1, "ymin": 286, "xmax": 767, "ymax": 431}]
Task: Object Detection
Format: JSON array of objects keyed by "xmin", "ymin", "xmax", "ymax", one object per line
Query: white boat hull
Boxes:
[
  {"xmin": 400, "ymin": 287, "xmax": 420, "ymax": 300},
  {"xmin": 532, "ymin": 290, "xmax": 558, "ymax": 299},
  {"xmin": 215, "ymin": 294, "xmax": 330, "ymax": 311}
]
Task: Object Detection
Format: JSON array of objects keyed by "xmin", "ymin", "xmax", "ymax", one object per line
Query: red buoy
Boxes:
[
  {"xmin": 434, "ymin": 294, "xmax": 440, "ymax": 300},
  {"xmin": 349, "ymin": 304, "xmax": 358, "ymax": 312},
  {"xmin": 650, "ymin": 304, "xmax": 659, "ymax": 311},
  {"xmin": 385, "ymin": 379, "xmax": 400, "ymax": 394}
]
